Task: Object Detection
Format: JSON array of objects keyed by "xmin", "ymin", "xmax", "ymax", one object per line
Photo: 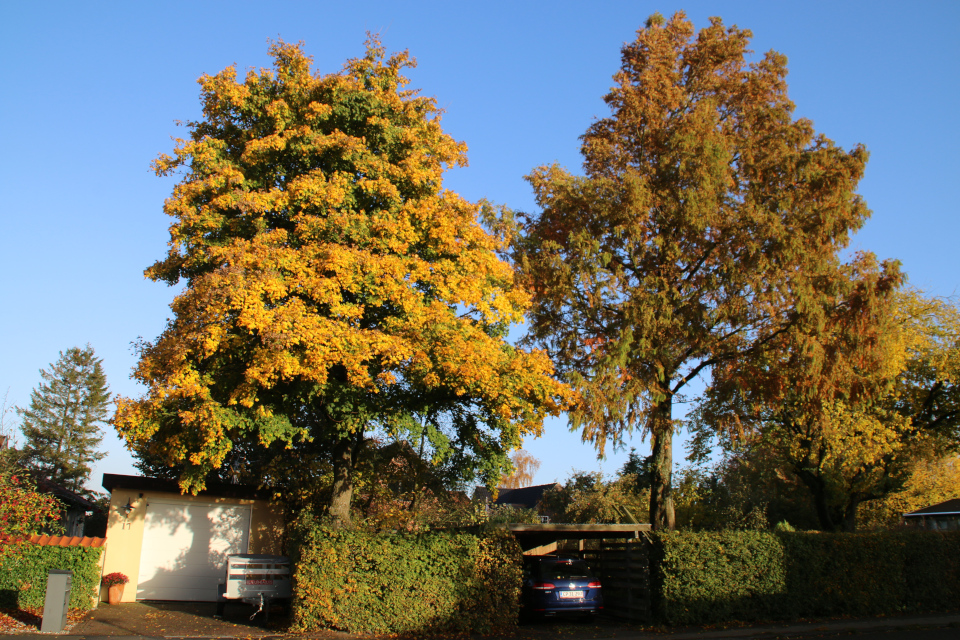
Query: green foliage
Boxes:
[
  {"xmin": 669, "ymin": 457, "xmax": 816, "ymax": 532},
  {"xmin": 351, "ymin": 439, "xmax": 484, "ymax": 532},
  {"xmin": 619, "ymin": 448, "xmax": 654, "ymax": 492},
  {"xmin": 654, "ymin": 531, "xmax": 786, "ymax": 624},
  {"xmin": 484, "ymin": 504, "xmax": 540, "ymax": 525},
  {"xmin": 289, "ymin": 516, "xmax": 521, "ymax": 634},
  {"xmin": 0, "ymin": 543, "xmax": 103, "ymax": 611},
  {"xmin": 652, "ymin": 530, "xmax": 960, "ymax": 625},
  {"xmin": 19, "ymin": 345, "xmax": 109, "ymax": 496},
  {"xmin": 541, "ymin": 471, "xmax": 647, "ymax": 524}
]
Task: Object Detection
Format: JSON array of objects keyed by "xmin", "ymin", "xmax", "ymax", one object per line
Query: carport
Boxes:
[
  {"xmin": 495, "ymin": 523, "xmax": 653, "ymax": 623},
  {"xmin": 500, "ymin": 523, "xmax": 651, "ymax": 555}
]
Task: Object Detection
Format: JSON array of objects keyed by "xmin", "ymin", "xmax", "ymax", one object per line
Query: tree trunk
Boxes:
[
  {"xmin": 811, "ymin": 484, "xmax": 838, "ymax": 531},
  {"xmin": 797, "ymin": 468, "xmax": 841, "ymax": 532},
  {"xmin": 841, "ymin": 497, "xmax": 861, "ymax": 532},
  {"xmin": 329, "ymin": 433, "xmax": 361, "ymax": 528},
  {"xmin": 649, "ymin": 397, "xmax": 675, "ymax": 531}
]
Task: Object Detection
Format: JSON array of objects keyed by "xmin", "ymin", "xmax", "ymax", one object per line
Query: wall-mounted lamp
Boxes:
[{"xmin": 119, "ymin": 494, "xmax": 144, "ymax": 517}]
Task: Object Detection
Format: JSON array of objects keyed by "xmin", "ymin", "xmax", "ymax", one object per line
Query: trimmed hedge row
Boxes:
[
  {"xmin": 290, "ymin": 525, "xmax": 521, "ymax": 635},
  {"xmin": 0, "ymin": 543, "xmax": 104, "ymax": 611},
  {"xmin": 653, "ymin": 530, "xmax": 960, "ymax": 625}
]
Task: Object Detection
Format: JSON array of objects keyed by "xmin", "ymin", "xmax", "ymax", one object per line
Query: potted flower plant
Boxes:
[{"xmin": 102, "ymin": 572, "xmax": 129, "ymax": 604}]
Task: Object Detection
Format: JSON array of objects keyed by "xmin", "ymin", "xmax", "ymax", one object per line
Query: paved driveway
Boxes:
[
  {"xmin": 31, "ymin": 602, "xmax": 960, "ymax": 640},
  {"xmin": 69, "ymin": 603, "xmax": 638, "ymax": 639},
  {"xmin": 68, "ymin": 601, "xmax": 346, "ymax": 638}
]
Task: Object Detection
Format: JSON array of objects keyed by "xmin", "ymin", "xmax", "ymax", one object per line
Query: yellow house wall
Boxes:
[{"xmin": 101, "ymin": 487, "xmax": 284, "ymax": 603}]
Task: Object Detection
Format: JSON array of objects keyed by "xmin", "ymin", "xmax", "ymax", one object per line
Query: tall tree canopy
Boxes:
[
  {"xmin": 19, "ymin": 345, "xmax": 109, "ymax": 496},
  {"xmin": 114, "ymin": 39, "xmax": 567, "ymax": 525},
  {"xmin": 514, "ymin": 13, "xmax": 879, "ymax": 529},
  {"xmin": 692, "ymin": 286, "xmax": 960, "ymax": 531}
]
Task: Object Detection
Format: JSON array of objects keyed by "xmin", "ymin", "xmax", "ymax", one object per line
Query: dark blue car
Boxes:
[{"xmin": 521, "ymin": 556, "xmax": 603, "ymax": 618}]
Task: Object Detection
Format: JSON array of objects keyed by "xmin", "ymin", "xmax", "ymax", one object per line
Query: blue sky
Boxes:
[{"xmin": 1, "ymin": 1, "xmax": 958, "ymax": 493}]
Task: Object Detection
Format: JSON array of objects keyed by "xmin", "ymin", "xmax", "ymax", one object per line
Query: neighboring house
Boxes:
[
  {"xmin": 99, "ymin": 474, "xmax": 284, "ymax": 603},
  {"xmin": 903, "ymin": 498, "xmax": 960, "ymax": 531},
  {"xmin": 473, "ymin": 483, "xmax": 561, "ymax": 522},
  {"xmin": 34, "ymin": 477, "xmax": 100, "ymax": 537}
]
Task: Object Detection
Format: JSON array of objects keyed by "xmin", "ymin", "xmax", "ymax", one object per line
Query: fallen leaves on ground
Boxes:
[{"xmin": 0, "ymin": 606, "xmax": 86, "ymax": 633}]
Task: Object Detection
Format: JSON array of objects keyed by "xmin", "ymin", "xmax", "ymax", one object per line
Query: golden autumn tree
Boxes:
[
  {"xmin": 513, "ymin": 13, "xmax": 878, "ymax": 530},
  {"xmin": 113, "ymin": 39, "xmax": 567, "ymax": 526},
  {"xmin": 859, "ymin": 454, "xmax": 960, "ymax": 528},
  {"xmin": 693, "ymin": 285, "xmax": 960, "ymax": 531},
  {"xmin": 499, "ymin": 449, "xmax": 541, "ymax": 488}
]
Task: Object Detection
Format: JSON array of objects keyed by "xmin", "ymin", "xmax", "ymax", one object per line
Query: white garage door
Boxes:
[{"xmin": 137, "ymin": 500, "xmax": 251, "ymax": 601}]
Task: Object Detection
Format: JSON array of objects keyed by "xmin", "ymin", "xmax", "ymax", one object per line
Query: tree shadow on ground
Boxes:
[{"xmin": 75, "ymin": 601, "xmax": 300, "ymax": 638}]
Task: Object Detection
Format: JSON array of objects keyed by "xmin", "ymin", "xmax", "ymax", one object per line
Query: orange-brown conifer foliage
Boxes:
[{"xmin": 515, "ymin": 13, "xmax": 879, "ymax": 530}]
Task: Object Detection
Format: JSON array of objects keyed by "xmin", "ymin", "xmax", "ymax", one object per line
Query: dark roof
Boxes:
[
  {"xmin": 453, "ymin": 523, "xmax": 652, "ymax": 552},
  {"xmin": 35, "ymin": 477, "xmax": 99, "ymax": 510},
  {"xmin": 904, "ymin": 498, "xmax": 960, "ymax": 517},
  {"xmin": 493, "ymin": 483, "xmax": 560, "ymax": 509},
  {"xmin": 102, "ymin": 473, "xmax": 272, "ymax": 500},
  {"xmin": 472, "ymin": 486, "xmax": 493, "ymax": 502}
]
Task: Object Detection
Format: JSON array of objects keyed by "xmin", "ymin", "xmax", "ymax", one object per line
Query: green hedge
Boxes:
[
  {"xmin": 653, "ymin": 530, "xmax": 960, "ymax": 625},
  {"xmin": 652, "ymin": 530, "xmax": 787, "ymax": 624},
  {"xmin": 0, "ymin": 543, "xmax": 104, "ymax": 611},
  {"xmin": 290, "ymin": 525, "xmax": 521, "ymax": 635}
]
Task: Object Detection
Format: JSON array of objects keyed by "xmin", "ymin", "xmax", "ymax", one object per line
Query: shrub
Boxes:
[
  {"xmin": 652, "ymin": 530, "xmax": 960, "ymax": 625},
  {"xmin": 290, "ymin": 519, "xmax": 521, "ymax": 635},
  {"xmin": 0, "ymin": 543, "xmax": 103, "ymax": 611},
  {"xmin": 653, "ymin": 530, "xmax": 787, "ymax": 624},
  {"xmin": 0, "ymin": 471, "xmax": 62, "ymax": 539}
]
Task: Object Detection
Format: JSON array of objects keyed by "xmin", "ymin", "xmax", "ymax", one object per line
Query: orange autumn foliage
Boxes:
[
  {"xmin": 514, "ymin": 12, "xmax": 879, "ymax": 530},
  {"xmin": 113, "ymin": 38, "xmax": 568, "ymax": 524}
]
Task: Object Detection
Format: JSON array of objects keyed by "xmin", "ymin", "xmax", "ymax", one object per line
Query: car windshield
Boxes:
[{"xmin": 540, "ymin": 560, "xmax": 591, "ymax": 581}]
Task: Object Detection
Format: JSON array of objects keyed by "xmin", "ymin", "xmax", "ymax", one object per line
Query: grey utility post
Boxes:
[{"xmin": 41, "ymin": 569, "xmax": 73, "ymax": 633}]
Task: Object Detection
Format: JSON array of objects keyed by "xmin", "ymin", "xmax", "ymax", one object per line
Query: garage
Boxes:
[
  {"xmin": 137, "ymin": 499, "xmax": 252, "ymax": 601},
  {"xmin": 100, "ymin": 474, "xmax": 285, "ymax": 603}
]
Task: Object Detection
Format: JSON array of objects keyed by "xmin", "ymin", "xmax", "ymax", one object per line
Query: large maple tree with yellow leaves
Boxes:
[{"xmin": 113, "ymin": 39, "xmax": 566, "ymax": 525}]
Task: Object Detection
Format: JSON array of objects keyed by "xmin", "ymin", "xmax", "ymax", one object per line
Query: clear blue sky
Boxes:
[{"xmin": 2, "ymin": 1, "xmax": 958, "ymax": 493}]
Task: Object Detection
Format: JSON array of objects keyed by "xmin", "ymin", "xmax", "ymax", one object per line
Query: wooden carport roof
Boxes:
[{"xmin": 494, "ymin": 523, "xmax": 652, "ymax": 553}]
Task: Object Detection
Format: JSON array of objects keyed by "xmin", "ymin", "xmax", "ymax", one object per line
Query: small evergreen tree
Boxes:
[{"xmin": 19, "ymin": 345, "xmax": 110, "ymax": 496}]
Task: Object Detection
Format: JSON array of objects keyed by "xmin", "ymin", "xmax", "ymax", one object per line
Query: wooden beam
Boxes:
[{"xmin": 523, "ymin": 541, "xmax": 558, "ymax": 556}]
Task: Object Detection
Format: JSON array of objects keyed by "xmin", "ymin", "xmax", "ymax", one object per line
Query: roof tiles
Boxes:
[{"xmin": 25, "ymin": 534, "xmax": 106, "ymax": 548}]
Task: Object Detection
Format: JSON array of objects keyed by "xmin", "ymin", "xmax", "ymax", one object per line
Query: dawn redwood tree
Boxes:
[
  {"xmin": 19, "ymin": 345, "xmax": 110, "ymax": 495},
  {"xmin": 515, "ymin": 13, "xmax": 878, "ymax": 529},
  {"xmin": 113, "ymin": 39, "xmax": 567, "ymax": 526}
]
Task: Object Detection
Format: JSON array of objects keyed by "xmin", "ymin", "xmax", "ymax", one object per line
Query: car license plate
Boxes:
[{"xmin": 559, "ymin": 590, "xmax": 584, "ymax": 599}]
